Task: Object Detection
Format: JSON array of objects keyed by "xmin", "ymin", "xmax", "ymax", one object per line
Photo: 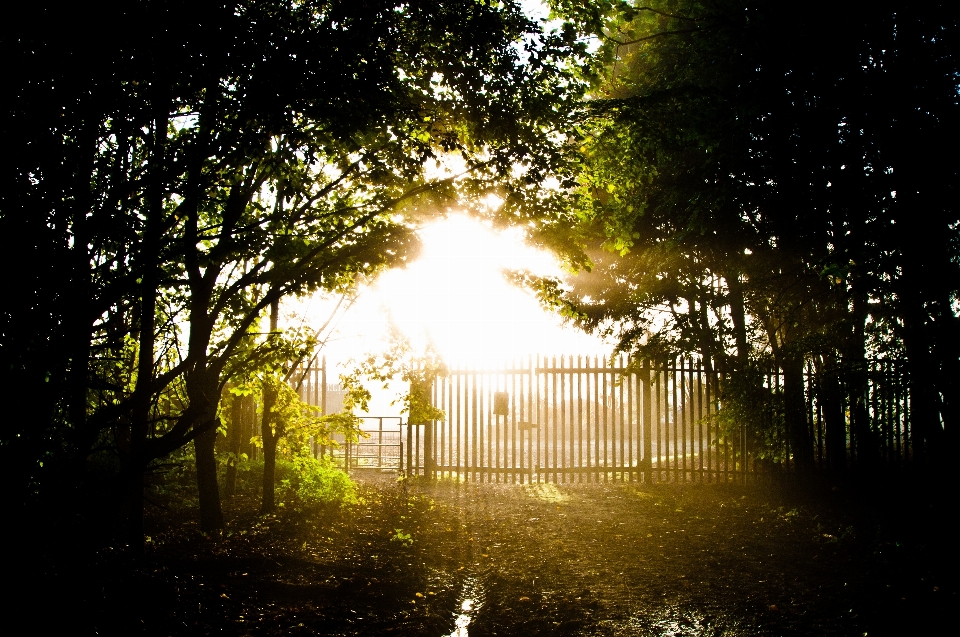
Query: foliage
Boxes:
[
  {"xmin": 279, "ymin": 454, "xmax": 358, "ymax": 510},
  {"xmin": 536, "ymin": 0, "xmax": 960, "ymax": 465},
  {"xmin": 390, "ymin": 528, "xmax": 414, "ymax": 546},
  {"xmin": 245, "ymin": 368, "xmax": 360, "ymax": 452},
  {"xmin": 1, "ymin": 0, "xmax": 587, "ymax": 531},
  {"xmin": 713, "ymin": 362, "xmax": 786, "ymax": 462},
  {"xmin": 341, "ymin": 324, "xmax": 448, "ymax": 424}
]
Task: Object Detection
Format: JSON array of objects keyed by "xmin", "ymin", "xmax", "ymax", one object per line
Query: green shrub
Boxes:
[
  {"xmin": 281, "ymin": 454, "xmax": 358, "ymax": 510},
  {"xmin": 714, "ymin": 362, "xmax": 787, "ymax": 462}
]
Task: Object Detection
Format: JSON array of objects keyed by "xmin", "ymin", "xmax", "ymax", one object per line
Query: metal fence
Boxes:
[
  {"xmin": 419, "ymin": 355, "xmax": 726, "ymax": 483},
  {"xmin": 294, "ymin": 355, "xmax": 913, "ymax": 483},
  {"xmin": 417, "ymin": 355, "xmax": 913, "ymax": 483}
]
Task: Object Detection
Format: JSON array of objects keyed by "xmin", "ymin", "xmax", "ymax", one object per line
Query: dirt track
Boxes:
[{"xmin": 38, "ymin": 475, "xmax": 955, "ymax": 636}]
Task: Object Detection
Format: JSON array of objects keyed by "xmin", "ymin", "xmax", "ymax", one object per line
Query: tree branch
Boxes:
[
  {"xmin": 630, "ymin": 7, "xmax": 699, "ymax": 22},
  {"xmin": 607, "ymin": 28, "xmax": 700, "ymax": 46}
]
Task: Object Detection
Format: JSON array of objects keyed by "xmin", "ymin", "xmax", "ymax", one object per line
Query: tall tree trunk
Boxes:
[
  {"xmin": 64, "ymin": 115, "xmax": 97, "ymax": 495},
  {"xmin": 261, "ymin": 427, "xmax": 278, "ymax": 513},
  {"xmin": 128, "ymin": 278, "xmax": 156, "ymax": 552},
  {"xmin": 846, "ymin": 291, "xmax": 876, "ymax": 473},
  {"xmin": 242, "ymin": 395, "xmax": 257, "ymax": 462},
  {"xmin": 934, "ymin": 292, "xmax": 960, "ymax": 449},
  {"xmin": 891, "ymin": 9, "xmax": 946, "ymax": 469},
  {"xmin": 902, "ymin": 300, "xmax": 942, "ymax": 466},
  {"xmin": 691, "ymin": 294, "xmax": 716, "ymax": 376},
  {"xmin": 188, "ymin": 356, "xmax": 226, "ymax": 531},
  {"xmin": 223, "ymin": 389, "xmax": 242, "ymax": 497},
  {"xmin": 727, "ymin": 274, "xmax": 750, "ymax": 367},
  {"xmin": 260, "ymin": 298, "xmax": 281, "ymax": 514},
  {"xmin": 819, "ymin": 355, "xmax": 845, "ymax": 478},
  {"xmin": 783, "ymin": 352, "xmax": 812, "ymax": 471},
  {"xmin": 127, "ymin": 89, "xmax": 167, "ymax": 553},
  {"xmin": 194, "ymin": 412, "xmax": 225, "ymax": 532}
]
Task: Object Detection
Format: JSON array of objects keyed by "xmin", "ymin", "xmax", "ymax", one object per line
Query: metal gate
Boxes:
[
  {"xmin": 419, "ymin": 355, "xmax": 738, "ymax": 483},
  {"xmin": 323, "ymin": 416, "xmax": 405, "ymax": 471}
]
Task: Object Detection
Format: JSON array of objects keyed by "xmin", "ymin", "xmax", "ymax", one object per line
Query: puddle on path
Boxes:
[
  {"xmin": 443, "ymin": 577, "xmax": 484, "ymax": 637},
  {"xmin": 597, "ymin": 606, "xmax": 753, "ymax": 637}
]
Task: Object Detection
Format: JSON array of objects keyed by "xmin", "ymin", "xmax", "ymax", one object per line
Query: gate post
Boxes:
[
  {"xmin": 642, "ymin": 359, "xmax": 653, "ymax": 484},
  {"xmin": 423, "ymin": 419, "xmax": 435, "ymax": 479},
  {"xmin": 405, "ymin": 421, "xmax": 413, "ymax": 477}
]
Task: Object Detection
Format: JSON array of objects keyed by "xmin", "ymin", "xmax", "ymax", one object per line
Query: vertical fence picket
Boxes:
[
  {"xmin": 509, "ymin": 363, "xmax": 514, "ymax": 482},
  {"xmin": 683, "ymin": 359, "xmax": 690, "ymax": 482},
  {"xmin": 484, "ymin": 367, "xmax": 490, "ymax": 482},
  {"xmin": 560, "ymin": 356, "xmax": 567, "ymax": 483},
  {"xmin": 619, "ymin": 360, "xmax": 627, "ymax": 479},
  {"xmin": 627, "ymin": 356, "xmax": 633, "ymax": 480},
  {"xmin": 454, "ymin": 366, "xmax": 461, "ymax": 479},
  {"xmin": 527, "ymin": 355, "xmax": 534, "ymax": 483},
  {"xmin": 645, "ymin": 359, "xmax": 651, "ymax": 481},
  {"xmin": 582, "ymin": 357, "xmax": 588, "ymax": 480},
  {"xmin": 533, "ymin": 355, "xmax": 539, "ymax": 482},
  {"xmin": 548, "ymin": 356, "xmax": 555, "ymax": 482},
  {"xmin": 614, "ymin": 356, "xmax": 628, "ymax": 482},
  {"xmin": 571, "ymin": 356, "xmax": 584, "ymax": 483},
  {"xmin": 693, "ymin": 359, "xmax": 701, "ymax": 482},
  {"xmin": 704, "ymin": 362, "xmax": 712, "ymax": 482}
]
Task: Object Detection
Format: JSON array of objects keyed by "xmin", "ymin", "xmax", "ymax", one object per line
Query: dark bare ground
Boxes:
[{"xmin": 22, "ymin": 474, "xmax": 956, "ymax": 636}]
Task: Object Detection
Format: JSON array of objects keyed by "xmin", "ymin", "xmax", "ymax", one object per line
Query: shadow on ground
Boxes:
[{"xmin": 23, "ymin": 474, "xmax": 956, "ymax": 636}]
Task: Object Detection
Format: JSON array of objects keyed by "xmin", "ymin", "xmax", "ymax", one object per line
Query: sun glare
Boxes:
[
  {"xmin": 370, "ymin": 214, "xmax": 607, "ymax": 368},
  {"xmin": 296, "ymin": 214, "xmax": 610, "ymax": 377}
]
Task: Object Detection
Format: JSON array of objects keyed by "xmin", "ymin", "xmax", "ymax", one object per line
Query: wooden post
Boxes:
[
  {"xmin": 642, "ymin": 360, "xmax": 653, "ymax": 484},
  {"xmin": 319, "ymin": 356, "xmax": 327, "ymax": 458}
]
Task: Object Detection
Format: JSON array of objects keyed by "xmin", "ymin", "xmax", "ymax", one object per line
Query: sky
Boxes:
[{"xmin": 284, "ymin": 214, "xmax": 613, "ymax": 415}]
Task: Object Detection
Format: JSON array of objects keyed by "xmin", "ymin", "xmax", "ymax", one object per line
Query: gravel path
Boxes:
[{"xmin": 36, "ymin": 476, "xmax": 955, "ymax": 635}]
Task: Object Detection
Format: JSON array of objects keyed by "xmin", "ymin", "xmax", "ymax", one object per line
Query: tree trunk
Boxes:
[
  {"xmin": 223, "ymin": 390, "xmax": 242, "ymax": 497},
  {"xmin": 127, "ymin": 92, "xmax": 168, "ymax": 553},
  {"xmin": 727, "ymin": 274, "xmax": 750, "ymax": 367},
  {"xmin": 194, "ymin": 416, "xmax": 225, "ymax": 532},
  {"xmin": 261, "ymin": 427, "xmax": 278, "ymax": 513},
  {"xmin": 242, "ymin": 395, "xmax": 257, "ymax": 462},
  {"xmin": 934, "ymin": 292, "xmax": 960, "ymax": 450},
  {"xmin": 187, "ymin": 351, "xmax": 227, "ymax": 532},
  {"xmin": 846, "ymin": 291, "xmax": 876, "ymax": 473},
  {"xmin": 782, "ymin": 353, "xmax": 812, "ymax": 471},
  {"xmin": 260, "ymin": 298, "xmax": 281, "ymax": 514},
  {"xmin": 891, "ymin": 10, "xmax": 946, "ymax": 469},
  {"xmin": 902, "ymin": 301, "xmax": 943, "ymax": 466},
  {"xmin": 64, "ymin": 120, "xmax": 97, "ymax": 502},
  {"xmin": 819, "ymin": 356, "xmax": 846, "ymax": 478}
]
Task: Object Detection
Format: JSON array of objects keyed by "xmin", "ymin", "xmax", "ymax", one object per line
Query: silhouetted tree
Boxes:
[
  {"xmin": 1, "ymin": 0, "xmax": 585, "ymax": 546},
  {"xmin": 541, "ymin": 0, "xmax": 959, "ymax": 470}
]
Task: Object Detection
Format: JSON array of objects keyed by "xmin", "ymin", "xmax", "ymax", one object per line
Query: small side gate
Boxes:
[{"xmin": 326, "ymin": 417, "xmax": 406, "ymax": 471}]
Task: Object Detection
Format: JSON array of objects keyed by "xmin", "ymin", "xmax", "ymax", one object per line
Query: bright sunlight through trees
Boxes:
[{"xmin": 291, "ymin": 214, "xmax": 610, "ymax": 378}]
